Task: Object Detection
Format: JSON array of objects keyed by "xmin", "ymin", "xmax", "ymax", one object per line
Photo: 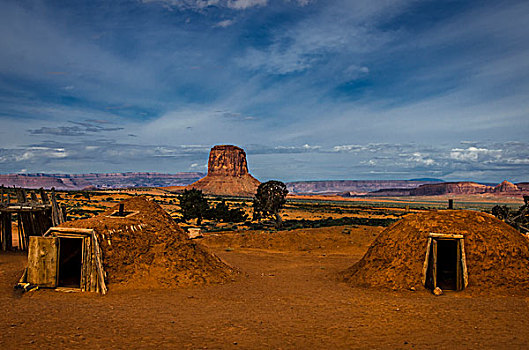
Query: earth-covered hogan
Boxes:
[
  {"xmin": 55, "ymin": 197, "xmax": 237, "ymax": 290},
  {"xmin": 342, "ymin": 210, "xmax": 529, "ymax": 294}
]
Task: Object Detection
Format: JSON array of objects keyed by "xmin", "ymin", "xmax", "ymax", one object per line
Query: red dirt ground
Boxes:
[{"xmin": 2, "ymin": 225, "xmax": 529, "ymax": 349}]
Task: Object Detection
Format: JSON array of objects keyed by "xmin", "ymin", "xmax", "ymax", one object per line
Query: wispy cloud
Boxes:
[
  {"xmin": 0, "ymin": 0, "xmax": 527, "ymax": 182},
  {"xmin": 142, "ymin": 0, "xmax": 269, "ymax": 11}
]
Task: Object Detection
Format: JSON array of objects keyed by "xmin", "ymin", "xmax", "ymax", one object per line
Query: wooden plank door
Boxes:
[{"xmin": 27, "ymin": 236, "xmax": 58, "ymax": 287}]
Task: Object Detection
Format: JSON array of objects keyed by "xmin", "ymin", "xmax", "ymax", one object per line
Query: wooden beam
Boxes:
[
  {"xmin": 47, "ymin": 227, "xmax": 95, "ymax": 234},
  {"xmin": 428, "ymin": 232, "xmax": 464, "ymax": 239}
]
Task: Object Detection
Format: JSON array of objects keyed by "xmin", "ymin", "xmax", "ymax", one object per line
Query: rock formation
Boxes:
[
  {"xmin": 409, "ymin": 181, "xmax": 527, "ymax": 196},
  {"xmin": 186, "ymin": 145, "xmax": 260, "ymax": 197},
  {"xmin": 0, "ymin": 172, "xmax": 204, "ymax": 190},
  {"xmin": 493, "ymin": 180, "xmax": 520, "ymax": 193},
  {"xmin": 288, "ymin": 180, "xmax": 443, "ymax": 195},
  {"xmin": 410, "ymin": 182, "xmax": 492, "ymax": 196}
]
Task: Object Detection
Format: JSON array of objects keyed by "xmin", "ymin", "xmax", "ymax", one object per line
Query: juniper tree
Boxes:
[{"xmin": 253, "ymin": 180, "xmax": 288, "ymax": 228}]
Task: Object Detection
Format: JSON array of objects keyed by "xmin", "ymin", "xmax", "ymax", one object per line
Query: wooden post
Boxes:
[
  {"xmin": 4, "ymin": 213, "xmax": 12, "ymax": 251},
  {"xmin": 92, "ymin": 233, "xmax": 107, "ymax": 294},
  {"xmin": 448, "ymin": 199, "xmax": 454, "ymax": 210},
  {"xmin": 456, "ymin": 240, "xmax": 462, "ymax": 290},
  {"xmin": 16, "ymin": 188, "xmax": 26, "ymax": 203},
  {"xmin": 432, "ymin": 239, "xmax": 438, "ymax": 289},
  {"xmin": 39, "ymin": 187, "xmax": 49, "ymax": 204},
  {"xmin": 119, "ymin": 203, "xmax": 124, "ymax": 217},
  {"xmin": 61, "ymin": 205, "xmax": 67, "ymax": 223},
  {"xmin": 0, "ymin": 213, "xmax": 5, "ymax": 251},
  {"xmin": 460, "ymin": 238, "xmax": 468, "ymax": 288},
  {"xmin": 51, "ymin": 189, "xmax": 60, "ymax": 226},
  {"xmin": 422, "ymin": 237, "xmax": 432, "ymax": 286},
  {"xmin": 39, "ymin": 188, "xmax": 49, "ymax": 204},
  {"xmin": 16, "ymin": 214, "xmax": 24, "ymax": 250}
]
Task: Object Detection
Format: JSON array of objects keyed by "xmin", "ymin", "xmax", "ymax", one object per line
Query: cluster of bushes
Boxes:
[
  {"xmin": 243, "ymin": 216, "xmax": 397, "ymax": 231},
  {"xmin": 177, "ymin": 189, "xmax": 248, "ymax": 224},
  {"xmin": 206, "ymin": 200, "xmax": 248, "ymax": 223}
]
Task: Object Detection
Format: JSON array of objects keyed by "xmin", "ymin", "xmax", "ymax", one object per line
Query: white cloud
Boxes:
[
  {"xmin": 214, "ymin": 19, "xmax": 235, "ymax": 27},
  {"xmin": 409, "ymin": 152, "xmax": 435, "ymax": 166},
  {"xmin": 227, "ymin": 0, "xmax": 268, "ymax": 10},
  {"xmin": 450, "ymin": 147, "xmax": 502, "ymax": 162},
  {"xmin": 141, "ymin": 0, "xmax": 267, "ymax": 10},
  {"xmin": 333, "ymin": 144, "xmax": 365, "ymax": 152}
]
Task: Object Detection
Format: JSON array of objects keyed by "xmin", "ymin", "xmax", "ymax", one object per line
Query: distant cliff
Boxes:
[
  {"xmin": 287, "ymin": 179, "xmax": 528, "ymax": 197},
  {"xmin": 287, "ymin": 180, "xmax": 443, "ymax": 194},
  {"xmin": 0, "ymin": 172, "xmax": 204, "ymax": 190},
  {"xmin": 408, "ymin": 180, "xmax": 525, "ymax": 196}
]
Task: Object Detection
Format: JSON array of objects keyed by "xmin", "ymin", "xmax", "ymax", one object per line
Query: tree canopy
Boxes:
[
  {"xmin": 253, "ymin": 180, "xmax": 288, "ymax": 228},
  {"xmin": 177, "ymin": 189, "xmax": 209, "ymax": 225}
]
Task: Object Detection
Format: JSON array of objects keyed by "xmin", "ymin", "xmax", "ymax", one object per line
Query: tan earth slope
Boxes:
[{"xmin": 187, "ymin": 145, "xmax": 260, "ymax": 197}]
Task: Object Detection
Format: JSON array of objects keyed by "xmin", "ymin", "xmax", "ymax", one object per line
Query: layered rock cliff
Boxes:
[
  {"xmin": 186, "ymin": 145, "xmax": 260, "ymax": 197},
  {"xmin": 287, "ymin": 180, "xmax": 442, "ymax": 194},
  {"xmin": 410, "ymin": 182, "xmax": 492, "ymax": 196},
  {"xmin": 493, "ymin": 180, "xmax": 520, "ymax": 193},
  {"xmin": 409, "ymin": 181, "xmax": 525, "ymax": 196},
  {"xmin": 0, "ymin": 172, "xmax": 204, "ymax": 190}
]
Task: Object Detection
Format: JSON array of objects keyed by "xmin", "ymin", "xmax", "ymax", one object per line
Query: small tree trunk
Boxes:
[{"xmin": 274, "ymin": 213, "xmax": 282, "ymax": 229}]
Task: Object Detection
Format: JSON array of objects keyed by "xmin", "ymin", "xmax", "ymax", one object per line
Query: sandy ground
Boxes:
[{"xmin": 1, "ymin": 227, "xmax": 529, "ymax": 349}]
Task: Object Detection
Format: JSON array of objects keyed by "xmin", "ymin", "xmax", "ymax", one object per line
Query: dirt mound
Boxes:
[
  {"xmin": 342, "ymin": 210, "xmax": 529, "ymax": 293},
  {"xmin": 202, "ymin": 226, "xmax": 382, "ymax": 253},
  {"xmin": 187, "ymin": 145, "xmax": 260, "ymax": 197},
  {"xmin": 60, "ymin": 197, "xmax": 237, "ymax": 289}
]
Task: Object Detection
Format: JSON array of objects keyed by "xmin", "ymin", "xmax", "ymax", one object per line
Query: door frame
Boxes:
[{"xmin": 422, "ymin": 233, "xmax": 468, "ymax": 291}]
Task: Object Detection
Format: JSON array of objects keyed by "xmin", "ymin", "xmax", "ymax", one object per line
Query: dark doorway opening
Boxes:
[
  {"xmin": 423, "ymin": 234, "xmax": 467, "ymax": 292},
  {"xmin": 58, "ymin": 237, "xmax": 83, "ymax": 288},
  {"xmin": 436, "ymin": 239, "xmax": 458, "ymax": 290}
]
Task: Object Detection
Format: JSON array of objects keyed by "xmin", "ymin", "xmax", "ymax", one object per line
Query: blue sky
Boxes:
[{"xmin": 0, "ymin": 0, "xmax": 528, "ymax": 182}]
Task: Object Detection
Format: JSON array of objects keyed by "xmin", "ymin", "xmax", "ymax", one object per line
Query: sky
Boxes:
[{"xmin": 0, "ymin": 0, "xmax": 528, "ymax": 183}]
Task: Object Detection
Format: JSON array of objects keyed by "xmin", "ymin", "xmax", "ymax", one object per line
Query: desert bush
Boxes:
[{"xmin": 206, "ymin": 199, "xmax": 248, "ymax": 223}]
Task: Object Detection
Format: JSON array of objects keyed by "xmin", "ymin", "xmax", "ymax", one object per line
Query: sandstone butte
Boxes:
[
  {"xmin": 410, "ymin": 180, "xmax": 524, "ymax": 196},
  {"xmin": 186, "ymin": 145, "xmax": 260, "ymax": 197}
]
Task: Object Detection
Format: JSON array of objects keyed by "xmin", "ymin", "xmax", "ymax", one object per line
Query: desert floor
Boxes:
[{"xmin": 2, "ymin": 225, "xmax": 529, "ymax": 349}]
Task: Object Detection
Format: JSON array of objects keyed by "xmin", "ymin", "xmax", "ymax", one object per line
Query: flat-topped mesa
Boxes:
[
  {"xmin": 186, "ymin": 145, "xmax": 260, "ymax": 197},
  {"xmin": 208, "ymin": 145, "xmax": 249, "ymax": 177}
]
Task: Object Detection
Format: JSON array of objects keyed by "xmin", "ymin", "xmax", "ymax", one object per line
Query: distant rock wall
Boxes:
[
  {"xmin": 287, "ymin": 180, "xmax": 443, "ymax": 194},
  {"xmin": 409, "ymin": 180, "xmax": 524, "ymax": 196},
  {"xmin": 410, "ymin": 182, "xmax": 492, "ymax": 196},
  {"xmin": 0, "ymin": 172, "xmax": 204, "ymax": 190}
]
